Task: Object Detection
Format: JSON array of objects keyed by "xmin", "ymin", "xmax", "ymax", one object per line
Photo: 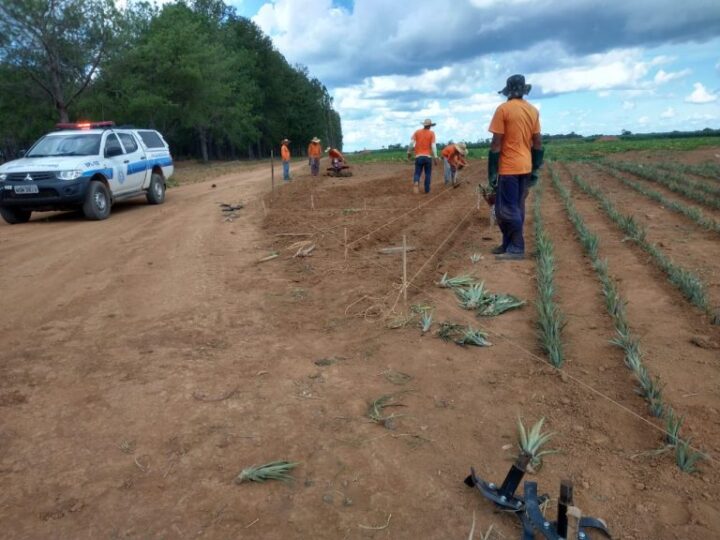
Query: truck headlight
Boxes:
[
  {"xmin": 0, "ymin": 173, "xmax": 7, "ymax": 181},
  {"xmin": 57, "ymin": 170, "xmax": 83, "ymax": 180}
]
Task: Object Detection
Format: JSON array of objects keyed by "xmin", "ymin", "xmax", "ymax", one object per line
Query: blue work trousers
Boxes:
[
  {"xmin": 282, "ymin": 161, "xmax": 290, "ymax": 181},
  {"xmin": 495, "ymin": 174, "xmax": 531, "ymax": 254},
  {"xmin": 413, "ymin": 156, "xmax": 433, "ymax": 193}
]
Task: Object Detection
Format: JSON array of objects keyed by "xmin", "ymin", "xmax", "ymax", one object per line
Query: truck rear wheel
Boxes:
[
  {"xmin": 146, "ymin": 173, "xmax": 165, "ymax": 205},
  {"xmin": 0, "ymin": 207, "xmax": 32, "ymax": 224},
  {"xmin": 82, "ymin": 181, "xmax": 111, "ymax": 220}
]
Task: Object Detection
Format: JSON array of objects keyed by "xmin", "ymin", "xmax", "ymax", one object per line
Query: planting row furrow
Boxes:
[
  {"xmin": 588, "ymin": 163, "xmax": 720, "ymax": 234},
  {"xmin": 532, "ymin": 179, "xmax": 565, "ymax": 367},
  {"xmin": 601, "ymin": 161, "xmax": 720, "ymax": 210},
  {"xmin": 549, "ymin": 164, "xmax": 705, "ymax": 473},
  {"xmin": 567, "ymin": 168, "xmax": 716, "ymax": 322},
  {"xmin": 656, "ymin": 161, "xmax": 720, "ymax": 183}
]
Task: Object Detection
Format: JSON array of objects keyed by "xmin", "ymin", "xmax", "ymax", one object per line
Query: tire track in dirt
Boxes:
[
  {"xmin": 570, "ymin": 162, "xmax": 720, "ymax": 314},
  {"xmin": 554, "ymin": 163, "xmax": 720, "ymax": 448}
]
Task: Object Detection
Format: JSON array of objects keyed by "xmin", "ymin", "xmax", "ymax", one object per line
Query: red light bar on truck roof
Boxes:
[{"xmin": 55, "ymin": 121, "xmax": 115, "ymax": 130}]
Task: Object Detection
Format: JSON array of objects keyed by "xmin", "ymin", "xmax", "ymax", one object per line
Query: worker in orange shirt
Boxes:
[
  {"xmin": 441, "ymin": 141, "xmax": 468, "ymax": 186},
  {"xmin": 407, "ymin": 118, "xmax": 438, "ymax": 194},
  {"xmin": 487, "ymin": 74, "xmax": 543, "ymax": 260},
  {"xmin": 325, "ymin": 146, "xmax": 346, "ymax": 174},
  {"xmin": 281, "ymin": 138, "xmax": 291, "ymax": 181},
  {"xmin": 307, "ymin": 137, "xmax": 322, "ymax": 176}
]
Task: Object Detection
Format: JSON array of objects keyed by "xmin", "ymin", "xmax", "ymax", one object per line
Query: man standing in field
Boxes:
[
  {"xmin": 442, "ymin": 141, "xmax": 468, "ymax": 186},
  {"xmin": 407, "ymin": 119, "xmax": 438, "ymax": 194},
  {"xmin": 281, "ymin": 138, "xmax": 291, "ymax": 181},
  {"xmin": 308, "ymin": 137, "xmax": 322, "ymax": 176},
  {"xmin": 487, "ymin": 74, "xmax": 543, "ymax": 260}
]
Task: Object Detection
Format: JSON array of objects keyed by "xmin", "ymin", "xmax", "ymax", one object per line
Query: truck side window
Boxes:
[
  {"xmin": 118, "ymin": 133, "xmax": 139, "ymax": 153},
  {"xmin": 105, "ymin": 134, "xmax": 124, "ymax": 157},
  {"xmin": 137, "ymin": 131, "xmax": 164, "ymax": 149}
]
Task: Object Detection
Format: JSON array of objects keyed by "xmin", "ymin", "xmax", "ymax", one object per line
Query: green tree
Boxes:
[{"xmin": 0, "ymin": 0, "xmax": 119, "ymax": 122}]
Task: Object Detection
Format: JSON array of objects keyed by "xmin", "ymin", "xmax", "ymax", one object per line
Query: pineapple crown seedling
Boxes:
[
  {"xmin": 517, "ymin": 417, "xmax": 557, "ymax": 472},
  {"xmin": 455, "ymin": 326, "xmax": 492, "ymax": 347},
  {"xmin": 477, "ymin": 294, "xmax": 525, "ymax": 317},
  {"xmin": 235, "ymin": 461, "xmax": 299, "ymax": 484},
  {"xmin": 419, "ymin": 311, "xmax": 433, "ymax": 334},
  {"xmin": 675, "ymin": 438, "xmax": 705, "ymax": 474},
  {"xmin": 470, "ymin": 253, "xmax": 482, "ymax": 264},
  {"xmin": 437, "ymin": 321, "xmax": 463, "ymax": 342},
  {"xmin": 454, "ymin": 282, "xmax": 488, "ymax": 310},
  {"xmin": 664, "ymin": 407, "xmax": 684, "ymax": 447},
  {"xmin": 437, "ymin": 272, "xmax": 475, "ymax": 289}
]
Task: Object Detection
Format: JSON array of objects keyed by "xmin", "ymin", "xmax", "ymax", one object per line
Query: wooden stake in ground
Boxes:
[
  {"xmin": 311, "ymin": 193, "xmax": 315, "ymax": 210},
  {"xmin": 261, "ymin": 199, "xmax": 267, "ymax": 217},
  {"xmin": 270, "ymin": 149, "xmax": 275, "ymax": 195},
  {"xmin": 344, "ymin": 227, "xmax": 348, "ymax": 260},
  {"xmin": 402, "ymin": 234, "xmax": 408, "ymax": 305}
]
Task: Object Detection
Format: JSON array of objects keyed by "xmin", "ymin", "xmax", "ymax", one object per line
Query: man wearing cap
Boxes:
[
  {"xmin": 281, "ymin": 138, "xmax": 291, "ymax": 181},
  {"xmin": 487, "ymin": 74, "xmax": 543, "ymax": 260},
  {"xmin": 441, "ymin": 142, "xmax": 468, "ymax": 186},
  {"xmin": 308, "ymin": 137, "xmax": 322, "ymax": 177},
  {"xmin": 407, "ymin": 119, "xmax": 438, "ymax": 194}
]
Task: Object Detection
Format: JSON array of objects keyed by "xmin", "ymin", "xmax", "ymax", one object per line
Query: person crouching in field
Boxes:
[
  {"xmin": 308, "ymin": 137, "xmax": 322, "ymax": 176},
  {"xmin": 281, "ymin": 138, "xmax": 291, "ymax": 181},
  {"xmin": 442, "ymin": 141, "xmax": 468, "ymax": 186},
  {"xmin": 407, "ymin": 119, "xmax": 438, "ymax": 194},
  {"xmin": 325, "ymin": 146, "xmax": 346, "ymax": 174},
  {"xmin": 487, "ymin": 74, "xmax": 543, "ymax": 260}
]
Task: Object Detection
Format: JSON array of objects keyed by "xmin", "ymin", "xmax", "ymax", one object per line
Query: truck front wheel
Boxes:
[
  {"xmin": 82, "ymin": 181, "xmax": 111, "ymax": 220},
  {"xmin": 0, "ymin": 207, "xmax": 32, "ymax": 224}
]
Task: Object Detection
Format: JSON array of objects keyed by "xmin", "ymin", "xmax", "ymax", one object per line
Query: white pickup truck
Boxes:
[{"xmin": 0, "ymin": 122, "xmax": 174, "ymax": 224}]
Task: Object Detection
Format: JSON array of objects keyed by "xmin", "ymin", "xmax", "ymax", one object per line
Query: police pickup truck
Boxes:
[{"xmin": 0, "ymin": 122, "xmax": 174, "ymax": 224}]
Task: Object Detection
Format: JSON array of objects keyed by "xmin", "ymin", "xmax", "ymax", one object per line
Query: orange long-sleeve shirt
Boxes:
[
  {"xmin": 281, "ymin": 144, "xmax": 290, "ymax": 161},
  {"xmin": 308, "ymin": 142, "xmax": 322, "ymax": 158},
  {"xmin": 328, "ymin": 148, "xmax": 344, "ymax": 161}
]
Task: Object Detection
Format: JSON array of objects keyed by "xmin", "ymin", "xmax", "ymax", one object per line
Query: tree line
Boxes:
[{"xmin": 0, "ymin": 0, "xmax": 343, "ymax": 162}]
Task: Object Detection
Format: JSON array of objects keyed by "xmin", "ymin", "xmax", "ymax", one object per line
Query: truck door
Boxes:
[
  {"xmin": 117, "ymin": 132, "xmax": 148, "ymax": 191},
  {"xmin": 103, "ymin": 133, "xmax": 130, "ymax": 194}
]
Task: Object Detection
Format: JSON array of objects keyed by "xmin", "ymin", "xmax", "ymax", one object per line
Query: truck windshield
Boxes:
[{"xmin": 26, "ymin": 134, "xmax": 102, "ymax": 157}]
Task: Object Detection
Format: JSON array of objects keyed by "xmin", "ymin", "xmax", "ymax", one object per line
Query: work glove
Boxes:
[{"xmin": 488, "ymin": 150, "xmax": 500, "ymax": 192}]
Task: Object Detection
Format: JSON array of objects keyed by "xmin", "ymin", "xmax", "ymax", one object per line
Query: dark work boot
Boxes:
[{"xmin": 491, "ymin": 245, "xmax": 505, "ymax": 255}]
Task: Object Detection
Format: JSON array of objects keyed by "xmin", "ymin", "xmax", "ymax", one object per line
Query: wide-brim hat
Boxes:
[
  {"xmin": 324, "ymin": 146, "xmax": 332, "ymax": 152},
  {"xmin": 311, "ymin": 137, "xmax": 320, "ymax": 143},
  {"xmin": 281, "ymin": 138, "xmax": 290, "ymax": 144},
  {"xmin": 455, "ymin": 142, "xmax": 468, "ymax": 156},
  {"xmin": 499, "ymin": 74, "xmax": 531, "ymax": 97},
  {"xmin": 422, "ymin": 118, "xmax": 436, "ymax": 127}
]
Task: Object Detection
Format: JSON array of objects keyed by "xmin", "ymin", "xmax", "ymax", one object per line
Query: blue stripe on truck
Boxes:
[{"xmin": 81, "ymin": 168, "xmax": 114, "ymax": 179}]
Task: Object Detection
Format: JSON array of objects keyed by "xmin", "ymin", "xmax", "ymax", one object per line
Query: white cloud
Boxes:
[
  {"xmin": 529, "ymin": 49, "xmax": 652, "ymax": 94},
  {"xmin": 685, "ymin": 82, "xmax": 718, "ymax": 104},
  {"xmin": 638, "ymin": 116, "xmax": 650, "ymax": 125},
  {"xmin": 660, "ymin": 107, "xmax": 675, "ymax": 118},
  {"xmin": 622, "ymin": 100, "xmax": 635, "ymax": 110},
  {"xmin": 654, "ymin": 68, "xmax": 691, "ymax": 84}
]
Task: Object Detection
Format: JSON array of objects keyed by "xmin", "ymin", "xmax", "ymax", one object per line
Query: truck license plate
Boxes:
[{"xmin": 13, "ymin": 185, "xmax": 39, "ymax": 194}]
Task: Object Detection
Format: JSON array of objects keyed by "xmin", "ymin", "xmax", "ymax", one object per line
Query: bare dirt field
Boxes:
[{"xmin": 1, "ymin": 152, "xmax": 719, "ymax": 539}]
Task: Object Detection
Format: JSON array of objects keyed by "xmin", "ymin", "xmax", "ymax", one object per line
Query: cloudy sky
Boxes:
[{"xmin": 229, "ymin": 0, "xmax": 720, "ymax": 151}]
